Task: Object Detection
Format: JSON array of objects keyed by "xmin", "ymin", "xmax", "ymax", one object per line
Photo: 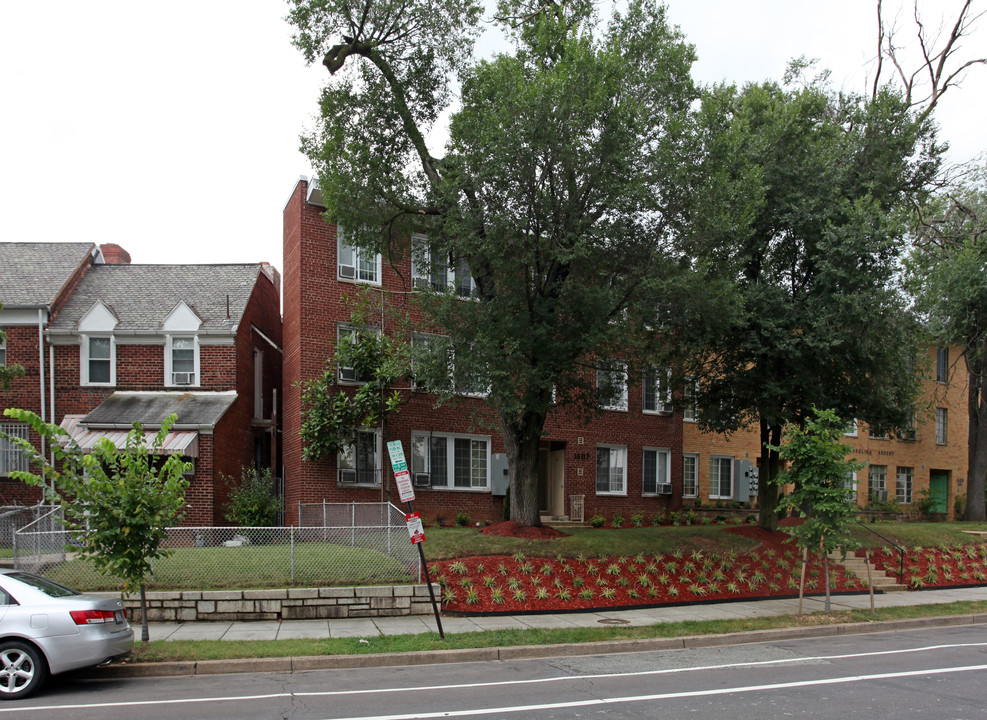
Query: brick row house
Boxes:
[
  {"xmin": 0, "ymin": 242, "xmax": 283, "ymax": 524},
  {"xmin": 282, "ymin": 177, "xmax": 973, "ymax": 525}
]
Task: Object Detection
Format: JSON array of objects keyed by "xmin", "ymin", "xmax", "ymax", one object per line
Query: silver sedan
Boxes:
[{"xmin": 0, "ymin": 569, "xmax": 134, "ymax": 699}]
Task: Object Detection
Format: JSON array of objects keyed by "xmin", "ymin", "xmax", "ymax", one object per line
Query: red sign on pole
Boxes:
[
  {"xmin": 406, "ymin": 512, "xmax": 425, "ymax": 545},
  {"xmin": 395, "ymin": 469, "xmax": 415, "ymax": 503}
]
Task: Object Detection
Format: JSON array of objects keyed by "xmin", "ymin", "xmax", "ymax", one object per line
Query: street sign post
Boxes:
[{"xmin": 385, "ymin": 440, "xmax": 443, "ymax": 638}]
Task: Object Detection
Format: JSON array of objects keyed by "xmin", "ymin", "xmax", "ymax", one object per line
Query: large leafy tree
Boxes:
[
  {"xmin": 907, "ymin": 165, "xmax": 987, "ymax": 520},
  {"xmin": 682, "ymin": 68, "xmax": 940, "ymax": 530},
  {"xmin": 1, "ymin": 409, "xmax": 190, "ymax": 643},
  {"xmin": 289, "ymin": 0, "xmax": 705, "ymax": 525}
]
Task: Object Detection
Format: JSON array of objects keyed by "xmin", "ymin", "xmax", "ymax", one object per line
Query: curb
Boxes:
[{"xmin": 83, "ymin": 612, "xmax": 987, "ymax": 679}]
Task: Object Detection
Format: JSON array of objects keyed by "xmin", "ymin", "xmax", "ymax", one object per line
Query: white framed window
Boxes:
[
  {"xmin": 709, "ymin": 455, "xmax": 733, "ymax": 499},
  {"xmin": 165, "ymin": 335, "xmax": 199, "ymax": 387},
  {"xmin": 842, "ymin": 470, "xmax": 858, "ymax": 501},
  {"xmin": 597, "ymin": 361, "xmax": 627, "ymax": 411},
  {"xmin": 936, "ymin": 408, "xmax": 948, "ymax": 445},
  {"xmin": 337, "ymin": 228, "xmax": 381, "ymax": 285},
  {"xmin": 682, "ymin": 453, "xmax": 698, "ymax": 497},
  {"xmin": 843, "ymin": 419, "xmax": 858, "ymax": 437},
  {"xmin": 411, "ymin": 235, "xmax": 476, "ymax": 297},
  {"xmin": 683, "ymin": 377, "xmax": 698, "ymax": 422},
  {"xmin": 338, "ymin": 429, "xmax": 381, "ymax": 486},
  {"xmin": 642, "ymin": 447, "xmax": 671, "ymax": 495},
  {"xmin": 411, "ymin": 432, "xmax": 489, "ymax": 490},
  {"xmin": 642, "ymin": 367, "xmax": 672, "ymax": 414},
  {"xmin": 596, "ymin": 444, "xmax": 627, "ymax": 495},
  {"xmin": 81, "ymin": 335, "xmax": 115, "ymax": 386},
  {"xmin": 936, "ymin": 346, "xmax": 949, "ymax": 383},
  {"xmin": 0, "ymin": 330, "xmax": 6, "ymax": 368},
  {"xmin": 868, "ymin": 465, "xmax": 887, "ymax": 501},
  {"xmin": 336, "ymin": 325, "xmax": 381, "ymax": 384},
  {"xmin": 411, "ymin": 234, "xmax": 448, "ymax": 292},
  {"xmin": 0, "ymin": 423, "xmax": 29, "ymax": 477},
  {"xmin": 896, "ymin": 466, "xmax": 913, "ymax": 504},
  {"xmin": 868, "ymin": 423, "xmax": 888, "ymax": 440}
]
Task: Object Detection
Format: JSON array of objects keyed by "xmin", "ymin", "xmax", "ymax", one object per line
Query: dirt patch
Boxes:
[{"xmin": 480, "ymin": 521, "xmax": 570, "ymax": 539}]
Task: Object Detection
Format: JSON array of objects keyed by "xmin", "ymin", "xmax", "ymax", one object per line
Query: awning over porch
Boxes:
[
  {"xmin": 58, "ymin": 390, "xmax": 238, "ymax": 457},
  {"xmin": 60, "ymin": 415, "xmax": 199, "ymax": 456}
]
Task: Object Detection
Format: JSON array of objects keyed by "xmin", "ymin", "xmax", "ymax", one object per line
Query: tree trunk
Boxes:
[
  {"xmin": 139, "ymin": 583, "xmax": 150, "ymax": 643},
  {"xmin": 965, "ymin": 354, "xmax": 987, "ymax": 521},
  {"xmin": 501, "ymin": 409, "xmax": 547, "ymax": 527},
  {"xmin": 757, "ymin": 419, "xmax": 781, "ymax": 531}
]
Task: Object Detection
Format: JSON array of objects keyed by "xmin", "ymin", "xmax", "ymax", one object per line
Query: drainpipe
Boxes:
[
  {"xmin": 37, "ymin": 310, "xmax": 46, "ymax": 461},
  {"xmin": 49, "ymin": 342, "xmax": 56, "ymax": 481}
]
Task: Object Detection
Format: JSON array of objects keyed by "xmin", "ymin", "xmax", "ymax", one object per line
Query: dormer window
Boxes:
[
  {"xmin": 163, "ymin": 302, "xmax": 202, "ymax": 388},
  {"xmin": 168, "ymin": 337, "xmax": 198, "ymax": 386},
  {"xmin": 78, "ymin": 301, "xmax": 118, "ymax": 387}
]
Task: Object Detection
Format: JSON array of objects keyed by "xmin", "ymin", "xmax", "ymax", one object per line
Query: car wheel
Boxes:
[{"xmin": 0, "ymin": 641, "xmax": 47, "ymax": 700}]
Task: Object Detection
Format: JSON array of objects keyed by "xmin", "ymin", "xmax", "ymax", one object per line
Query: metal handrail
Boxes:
[{"xmin": 853, "ymin": 520, "xmax": 906, "ymax": 583}]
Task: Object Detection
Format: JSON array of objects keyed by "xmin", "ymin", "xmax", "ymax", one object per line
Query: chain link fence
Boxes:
[{"xmin": 13, "ymin": 502, "xmax": 420, "ymax": 592}]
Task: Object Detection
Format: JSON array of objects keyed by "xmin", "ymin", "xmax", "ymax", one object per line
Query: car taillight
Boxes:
[{"xmin": 70, "ymin": 609, "xmax": 117, "ymax": 625}]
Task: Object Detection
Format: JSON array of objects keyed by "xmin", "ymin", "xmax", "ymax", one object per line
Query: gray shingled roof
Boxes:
[
  {"xmin": 0, "ymin": 242, "xmax": 95, "ymax": 307},
  {"xmin": 81, "ymin": 391, "xmax": 238, "ymax": 429},
  {"xmin": 48, "ymin": 264, "xmax": 263, "ymax": 334}
]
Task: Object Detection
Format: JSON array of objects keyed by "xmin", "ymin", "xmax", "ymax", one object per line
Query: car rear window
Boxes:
[{"xmin": 5, "ymin": 572, "xmax": 80, "ymax": 598}]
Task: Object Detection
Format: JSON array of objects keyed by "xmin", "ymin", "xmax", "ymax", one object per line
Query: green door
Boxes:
[{"xmin": 929, "ymin": 473, "xmax": 948, "ymax": 514}]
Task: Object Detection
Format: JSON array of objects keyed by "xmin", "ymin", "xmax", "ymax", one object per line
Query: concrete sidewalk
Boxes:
[{"xmin": 145, "ymin": 586, "xmax": 987, "ymax": 643}]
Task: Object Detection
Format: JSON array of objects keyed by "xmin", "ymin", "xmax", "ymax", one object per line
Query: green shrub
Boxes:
[
  {"xmin": 611, "ymin": 512, "xmax": 625, "ymax": 528},
  {"xmin": 224, "ymin": 467, "xmax": 283, "ymax": 527},
  {"xmin": 456, "ymin": 511, "xmax": 471, "ymax": 527},
  {"xmin": 590, "ymin": 514, "xmax": 605, "ymax": 528}
]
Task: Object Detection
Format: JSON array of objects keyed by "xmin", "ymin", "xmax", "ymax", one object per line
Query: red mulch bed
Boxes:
[
  {"xmin": 868, "ymin": 543, "xmax": 987, "ymax": 588},
  {"xmin": 432, "ymin": 526, "xmax": 873, "ymax": 615}
]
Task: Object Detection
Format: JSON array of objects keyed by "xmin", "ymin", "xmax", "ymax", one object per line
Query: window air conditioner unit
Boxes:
[
  {"xmin": 656, "ymin": 483, "xmax": 673, "ymax": 496},
  {"xmin": 897, "ymin": 428, "xmax": 917, "ymax": 441},
  {"xmin": 339, "ymin": 469, "xmax": 357, "ymax": 484},
  {"xmin": 413, "ymin": 473, "xmax": 431, "ymax": 488},
  {"xmin": 173, "ymin": 372, "xmax": 195, "ymax": 386},
  {"xmin": 338, "ymin": 264, "xmax": 356, "ymax": 279},
  {"xmin": 338, "ymin": 367, "xmax": 358, "ymax": 382}
]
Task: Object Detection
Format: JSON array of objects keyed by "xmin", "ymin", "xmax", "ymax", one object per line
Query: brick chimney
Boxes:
[{"xmin": 99, "ymin": 243, "xmax": 132, "ymax": 264}]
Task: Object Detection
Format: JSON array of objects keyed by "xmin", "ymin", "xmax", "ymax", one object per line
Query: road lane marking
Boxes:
[
  {"xmin": 4, "ymin": 640, "xmax": 987, "ymax": 714},
  {"xmin": 316, "ymin": 663, "xmax": 987, "ymax": 720}
]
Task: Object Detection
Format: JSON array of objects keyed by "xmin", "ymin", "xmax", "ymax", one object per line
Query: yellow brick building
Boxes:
[{"xmin": 682, "ymin": 346, "xmax": 970, "ymax": 518}]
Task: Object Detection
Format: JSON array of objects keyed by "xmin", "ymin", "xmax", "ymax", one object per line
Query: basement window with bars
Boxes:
[{"xmin": 0, "ymin": 423, "xmax": 29, "ymax": 477}]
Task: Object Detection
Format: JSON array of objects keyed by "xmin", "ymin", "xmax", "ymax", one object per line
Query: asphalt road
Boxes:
[{"xmin": 7, "ymin": 625, "xmax": 987, "ymax": 719}]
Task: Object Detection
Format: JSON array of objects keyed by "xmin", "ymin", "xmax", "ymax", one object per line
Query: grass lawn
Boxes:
[{"xmin": 46, "ymin": 542, "xmax": 417, "ymax": 592}]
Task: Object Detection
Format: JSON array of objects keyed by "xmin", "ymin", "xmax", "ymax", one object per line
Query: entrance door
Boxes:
[
  {"xmin": 537, "ymin": 447, "xmax": 566, "ymax": 518},
  {"xmin": 929, "ymin": 473, "xmax": 949, "ymax": 514}
]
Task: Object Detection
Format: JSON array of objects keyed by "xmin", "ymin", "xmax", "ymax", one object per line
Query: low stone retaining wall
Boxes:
[{"xmin": 117, "ymin": 584, "xmax": 440, "ymax": 623}]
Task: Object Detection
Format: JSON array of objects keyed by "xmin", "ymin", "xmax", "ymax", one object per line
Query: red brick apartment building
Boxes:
[
  {"xmin": 282, "ymin": 177, "xmax": 974, "ymax": 525},
  {"xmin": 282, "ymin": 177, "xmax": 683, "ymax": 525},
  {"xmin": 0, "ymin": 242, "xmax": 282, "ymax": 524}
]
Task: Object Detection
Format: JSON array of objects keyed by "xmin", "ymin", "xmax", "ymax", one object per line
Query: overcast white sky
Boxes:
[{"xmin": 1, "ymin": 1, "xmax": 984, "ymax": 273}]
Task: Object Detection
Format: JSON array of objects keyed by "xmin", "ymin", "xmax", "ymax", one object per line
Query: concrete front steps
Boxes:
[{"xmin": 828, "ymin": 551, "xmax": 908, "ymax": 592}]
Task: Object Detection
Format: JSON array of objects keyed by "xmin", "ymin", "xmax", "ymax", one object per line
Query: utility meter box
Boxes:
[
  {"xmin": 491, "ymin": 453, "xmax": 510, "ymax": 496},
  {"xmin": 734, "ymin": 459, "xmax": 759, "ymax": 501}
]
